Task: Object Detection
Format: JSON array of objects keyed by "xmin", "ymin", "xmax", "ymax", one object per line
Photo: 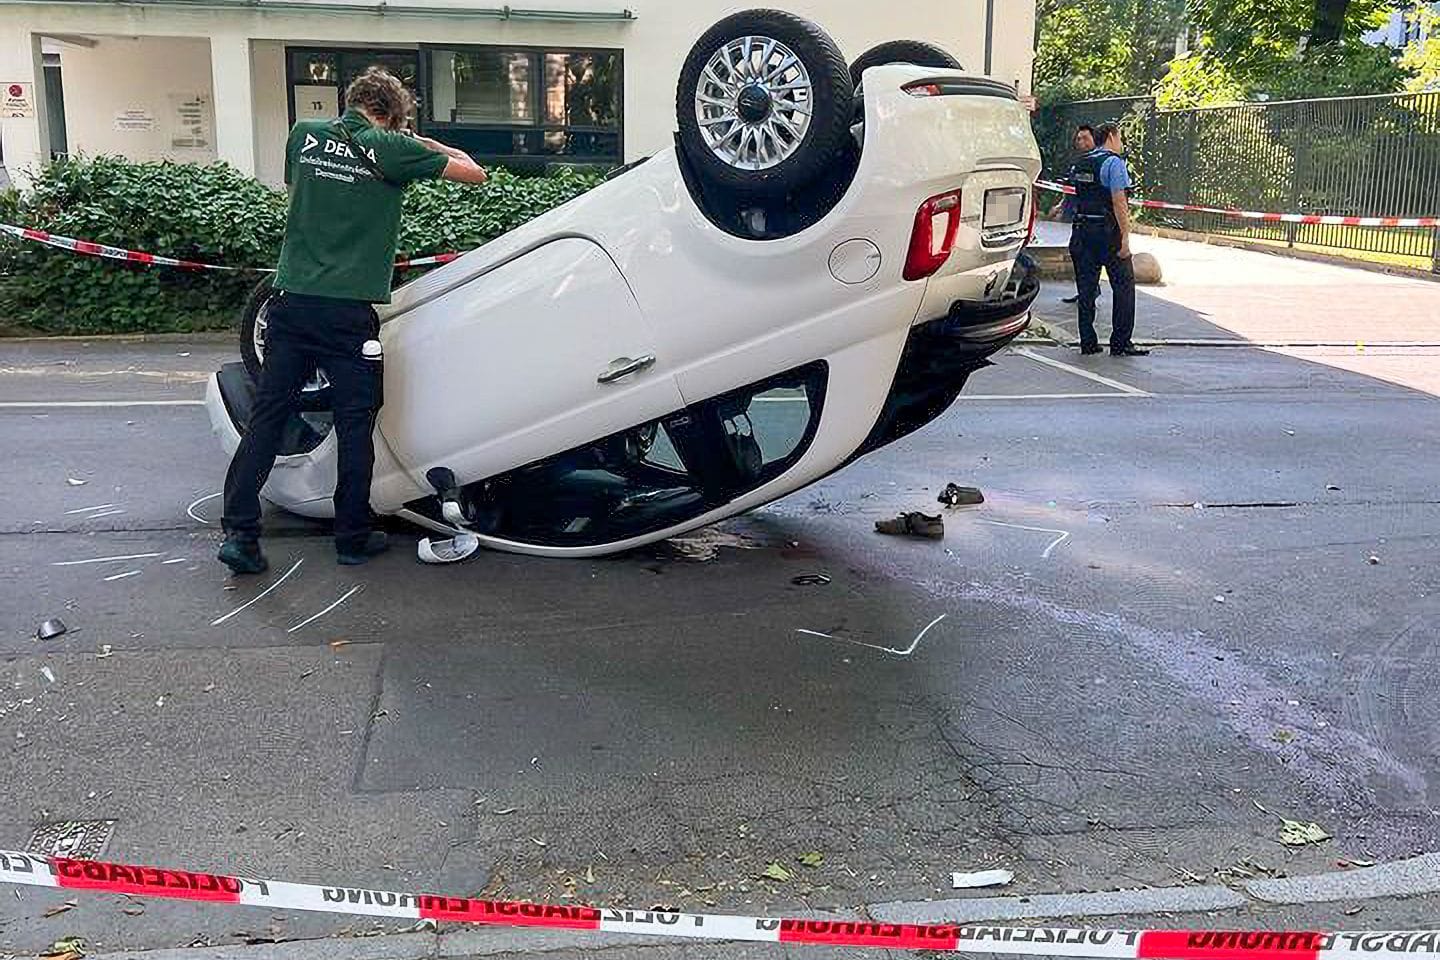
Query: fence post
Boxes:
[
  {"xmin": 1432, "ymin": 227, "xmax": 1440, "ymax": 274},
  {"xmin": 1285, "ymin": 108, "xmax": 1303, "ymax": 249}
]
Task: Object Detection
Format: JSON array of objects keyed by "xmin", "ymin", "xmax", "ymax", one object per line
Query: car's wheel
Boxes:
[
  {"xmin": 239, "ymin": 277, "xmax": 333, "ymax": 405},
  {"xmin": 676, "ymin": 9, "xmax": 854, "ymax": 197},
  {"xmin": 849, "ymin": 40, "xmax": 962, "ymax": 88}
]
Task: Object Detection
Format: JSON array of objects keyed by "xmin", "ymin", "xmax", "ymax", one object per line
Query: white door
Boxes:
[{"xmin": 377, "ymin": 238, "xmax": 683, "ymax": 489}]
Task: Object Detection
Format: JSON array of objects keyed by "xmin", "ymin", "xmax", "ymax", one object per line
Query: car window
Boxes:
[{"xmin": 409, "ymin": 362, "xmax": 829, "ymax": 548}]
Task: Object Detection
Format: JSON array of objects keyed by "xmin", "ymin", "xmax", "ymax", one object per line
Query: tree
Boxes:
[
  {"xmin": 1400, "ymin": 7, "xmax": 1440, "ymax": 92},
  {"xmin": 1033, "ymin": 0, "xmax": 1186, "ymax": 103},
  {"xmin": 1163, "ymin": 0, "xmax": 1402, "ymax": 101}
]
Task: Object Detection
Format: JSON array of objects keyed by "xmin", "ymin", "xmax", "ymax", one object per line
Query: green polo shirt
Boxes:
[{"xmin": 274, "ymin": 109, "xmax": 448, "ymax": 303}]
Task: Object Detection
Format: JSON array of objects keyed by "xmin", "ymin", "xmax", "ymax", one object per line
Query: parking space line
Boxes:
[{"xmin": 1012, "ymin": 347, "xmax": 1151, "ymax": 397}]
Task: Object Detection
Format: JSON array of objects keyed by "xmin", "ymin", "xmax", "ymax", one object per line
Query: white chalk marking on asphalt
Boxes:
[
  {"xmin": 0, "ymin": 400, "xmax": 203, "ymax": 408},
  {"xmin": 64, "ymin": 503, "xmax": 116, "ymax": 515},
  {"xmin": 957, "ymin": 392, "xmax": 1147, "ymax": 401},
  {"xmin": 52, "ymin": 552, "xmax": 163, "ymax": 567},
  {"xmin": 211, "ymin": 559, "xmax": 304, "ymax": 627},
  {"xmin": 979, "ymin": 519, "xmax": 1072, "ymax": 559},
  {"xmin": 83, "ymin": 509, "xmax": 126, "ymax": 520},
  {"xmin": 795, "ymin": 614, "xmax": 947, "ymax": 658},
  {"xmin": 186, "ymin": 492, "xmax": 222, "ymax": 525},
  {"xmin": 287, "ymin": 585, "xmax": 362, "ymax": 634},
  {"xmin": 1012, "ymin": 347, "xmax": 1151, "ymax": 396},
  {"xmin": 162, "ymin": 558, "xmax": 188, "ymax": 565},
  {"xmin": 103, "ymin": 570, "xmax": 141, "ymax": 582}
]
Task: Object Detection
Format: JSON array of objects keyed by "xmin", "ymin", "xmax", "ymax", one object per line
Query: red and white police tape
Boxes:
[
  {"xmin": 0, "ymin": 223, "xmax": 461, "ymax": 272},
  {"xmin": 2, "ymin": 849, "xmax": 1439, "ymax": 958},
  {"xmin": 1035, "ymin": 180, "xmax": 1440, "ymax": 229},
  {"xmin": 5, "ymin": 182, "xmax": 1439, "ymax": 275}
]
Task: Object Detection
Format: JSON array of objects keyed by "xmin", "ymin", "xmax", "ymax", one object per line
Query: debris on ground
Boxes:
[
  {"xmin": 1272, "ymin": 729, "xmax": 1296, "ymax": 744},
  {"xmin": 417, "ymin": 533, "xmax": 481, "ymax": 565},
  {"xmin": 797, "ymin": 852, "xmax": 824, "ymax": 868},
  {"xmin": 761, "ymin": 862, "xmax": 793, "ymax": 882},
  {"xmin": 951, "ymin": 868, "xmax": 1014, "ymax": 889},
  {"xmin": 1338, "ymin": 858, "xmax": 1377, "ymax": 869},
  {"xmin": 790, "ymin": 574, "xmax": 831, "ymax": 586},
  {"xmin": 938, "ymin": 484, "xmax": 985, "ymax": 507},
  {"xmin": 1366, "ymin": 555, "xmax": 1380, "ymax": 565},
  {"xmin": 65, "ymin": 478, "xmax": 87, "ymax": 487},
  {"xmin": 96, "ymin": 644, "xmax": 112, "ymax": 659},
  {"xmin": 36, "ymin": 619, "xmax": 68, "ymax": 641},
  {"xmin": 1326, "ymin": 484, "xmax": 1342, "ymax": 491},
  {"xmin": 662, "ymin": 528, "xmax": 766, "ymax": 562},
  {"xmin": 875, "ymin": 512, "xmax": 944, "ymax": 540},
  {"xmin": 1213, "ymin": 595, "xmax": 1226, "ymax": 604},
  {"xmin": 42, "ymin": 936, "xmax": 86, "ymax": 958},
  {"xmin": 1278, "ymin": 818, "xmax": 1331, "ymax": 846},
  {"xmin": 42, "ymin": 899, "xmax": 78, "ymax": 918},
  {"xmin": 328, "ymin": 639, "xmax": 353, "ymax": 650},
  {"xmin": 39, "ymin": 666, "xmax": 56, "ymax": 684}
]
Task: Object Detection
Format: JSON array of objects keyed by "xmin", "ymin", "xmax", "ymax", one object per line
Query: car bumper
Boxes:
[{"xmin": 852, "ymin": 252, "xmax": 1039, "ymax": 458}]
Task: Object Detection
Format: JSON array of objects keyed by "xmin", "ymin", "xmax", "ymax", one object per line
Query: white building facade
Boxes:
[{"xmin": 1, "ymin": 0, "xmax": 1035, "ymax": 187}]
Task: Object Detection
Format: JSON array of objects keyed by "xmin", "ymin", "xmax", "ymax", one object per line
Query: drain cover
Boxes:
[{"xmin": 27, "ymin": 820, "xmax": 116, "ymax": 860}]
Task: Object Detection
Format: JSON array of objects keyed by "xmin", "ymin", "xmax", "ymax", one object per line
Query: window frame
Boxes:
[{"xmin": 418, "ymin": 42, "xmax": 624, "ymax": 166}]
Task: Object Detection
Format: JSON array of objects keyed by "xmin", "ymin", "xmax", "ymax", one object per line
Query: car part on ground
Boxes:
[
  {"xmin": 849, "ymin": 39, "xmax": 962, "ymax": 89},
  {"xmin": 676, "ymin": 9, "xmax": 854, "ymax": 198},
  {"xmin": 417, "ymin": 532, "xmax": 481, "ymax": 564},
  {"xmin": 875, "ymin": 512, "xmax": 946, "ymax": 539}
]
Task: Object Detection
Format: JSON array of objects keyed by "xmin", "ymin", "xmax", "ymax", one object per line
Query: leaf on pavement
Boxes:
[
  {"xmin": 43, "ymin": 900, "xmax": 78, "ymax": 918},
  {"xmin": 797, "ymin": 852, "xmax": 824, "ymax": 868},
  {"xmin": 42, "ymin": 936, "xmax": 86, "ymax": 958},
  {"xmin": 1278, "ymin": 818, "xmax": 1331, "ymax": 846},
  {"xmin": 762, "ymin": 862, "xmax": 793, "ymax": 882}
]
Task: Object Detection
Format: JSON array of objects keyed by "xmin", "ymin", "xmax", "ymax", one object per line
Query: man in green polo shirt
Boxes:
[{"xmin": 220, "ymin": 67, "xmax": 488, "ymax": 574}]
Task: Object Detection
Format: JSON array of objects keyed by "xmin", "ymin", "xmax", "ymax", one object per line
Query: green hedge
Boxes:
[{"xmin": 0, "ymin": 156, "xmax": 605, "ymax": 335}]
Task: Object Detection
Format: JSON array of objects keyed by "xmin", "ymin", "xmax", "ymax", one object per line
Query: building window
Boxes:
[
  {"xmin": 421, "ymin": 45, "xmax": 622, "ymax": 168},
  {"xmin": 286, "ymin": 48, "xmax": 420, "ymax": 125}
]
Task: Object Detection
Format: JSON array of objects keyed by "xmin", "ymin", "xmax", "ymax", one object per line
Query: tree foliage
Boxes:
[{"xmin": 1038, "ymin": 0, "xmax": 1411, "ymax": 105}]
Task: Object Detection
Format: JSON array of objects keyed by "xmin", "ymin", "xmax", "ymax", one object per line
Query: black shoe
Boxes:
[
  {"xmin": 1080, "ymin": 344, "xmax": 1103, "ymax": 355},
  {"xmin": 1110, "ymin": 345, "xmax": 1151, "ymax": 356},
  {"xmin": 218, "ymin": 538, "xmax": 268, "ymax": 575},
  {"xmin": 1061, "ymin": 294, "xmax": 1080, "ymax": 304},
  {"xmin": 337, "ymin": 530, "xmax": 391, "ymax": 566}
]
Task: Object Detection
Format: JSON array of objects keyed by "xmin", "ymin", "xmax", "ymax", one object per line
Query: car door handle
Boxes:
[{"xmin": 597, "ymin": 354, "xmax": 656, "ymax": 384}]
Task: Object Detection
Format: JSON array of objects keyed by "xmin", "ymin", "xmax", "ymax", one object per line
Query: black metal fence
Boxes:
[{"xmin": 1038, "ymin": 92, "xmax": 1440, "ymax": 271}]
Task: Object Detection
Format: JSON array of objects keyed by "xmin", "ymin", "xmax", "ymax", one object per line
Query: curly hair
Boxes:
[{"xmin": 344, "ymin": 67, "xmax": 414, "ymax": 130}]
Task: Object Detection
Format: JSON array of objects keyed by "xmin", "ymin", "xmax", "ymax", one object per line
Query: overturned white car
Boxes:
[{"xmin": 207, "ymin": 9, "xmax": 1042, "ymax": 558}]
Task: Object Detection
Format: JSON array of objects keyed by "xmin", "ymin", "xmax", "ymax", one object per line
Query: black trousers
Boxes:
[
  {"xmin": 1071, "ymin": 220, "xmax": 1137, "ymax": 350},
  {"xmin": 222, "ymin": 292, "xmax": 384, "ymax": 553}
]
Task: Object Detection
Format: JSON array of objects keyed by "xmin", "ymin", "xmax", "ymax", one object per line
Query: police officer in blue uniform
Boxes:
[{"xmin": 1070, "ymin": 122, "xmax": 1148, "ymax": 357}]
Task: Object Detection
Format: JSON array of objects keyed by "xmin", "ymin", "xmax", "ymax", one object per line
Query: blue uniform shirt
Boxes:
[{"xmin": 1093, "ymin": 149, "xmax": 1131, "ymax": 193}]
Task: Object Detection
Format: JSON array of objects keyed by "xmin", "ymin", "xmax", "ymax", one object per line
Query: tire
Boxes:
[
  {"xmin": 238, "ymin": 276, "xmax": 333, "ymax": 407},
  {"xmin": 849, "ymin": 40, "xmax": 962, "ymax": 88},
  {"xmin": 676, "ymin": 9, "xmax": 854, "ymax": 197}
]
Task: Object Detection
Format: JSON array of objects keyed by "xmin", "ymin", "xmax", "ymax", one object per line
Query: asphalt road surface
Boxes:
[{"xmin": 1, "ymin": 263, "xmax": 1438, "ymax": 957}]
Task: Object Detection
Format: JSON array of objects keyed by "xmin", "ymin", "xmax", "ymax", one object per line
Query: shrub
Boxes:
[{"xmin": 0, "ymin": 157, "xmax": 605, "ymax": 335}]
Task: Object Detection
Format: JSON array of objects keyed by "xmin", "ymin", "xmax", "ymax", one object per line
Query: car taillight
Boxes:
[
  {"xmin": 904, "ymin": 81, "xmax": 943, "ymax": 98},
  {"xmin": 903, "ymin": 190, "xmax": 962, "ymax": 281}
]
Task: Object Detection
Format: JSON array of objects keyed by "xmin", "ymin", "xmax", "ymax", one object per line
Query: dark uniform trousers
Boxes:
[
  {"xmin": 222, "ymin": 292, "xmax": 384, "ymax": 553},
  {"xmin": 1071, "ymin": 216, "xmax": 1137, "ymax": 351}
]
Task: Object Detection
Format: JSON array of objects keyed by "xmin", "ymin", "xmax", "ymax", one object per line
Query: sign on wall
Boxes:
[
  {"xmin": 2, "ymin": 82, "xmax": 34, "ymax": 118},
  {"xmin": 170, "ymin": 93, "xmax": 212, "ymax": 149},
  {"xmin": 293, "ymin": 84, "xmax": 339, "ymax": 121},
  {"xmin": 114, "ymin": 108, "xmax": 156, "ymax": 132}
]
